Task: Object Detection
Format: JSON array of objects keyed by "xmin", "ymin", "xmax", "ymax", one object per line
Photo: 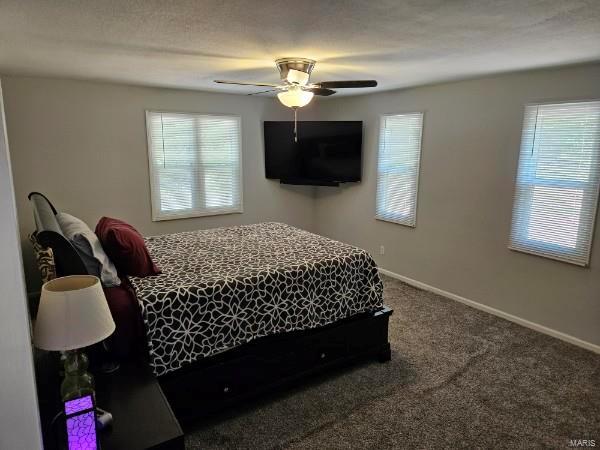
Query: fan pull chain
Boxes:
[{"xmin": 294, "ymin": 107, "xmax": 298, "ymax": 142}]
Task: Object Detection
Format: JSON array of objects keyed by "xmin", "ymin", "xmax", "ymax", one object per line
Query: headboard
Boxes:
[{"xmin": 28, "ymin": 192, "xmax": 88, "ymax": 277}]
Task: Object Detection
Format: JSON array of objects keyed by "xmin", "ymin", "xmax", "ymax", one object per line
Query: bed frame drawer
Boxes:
[{"xmin": 159, "ymin": 306, "xmax": 392, "ymax": 424}]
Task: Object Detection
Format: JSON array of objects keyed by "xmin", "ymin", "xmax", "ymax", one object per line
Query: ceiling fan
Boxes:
[{"xmin": 215, "ymin": 57, "xmax": 377, "ymax": 141}]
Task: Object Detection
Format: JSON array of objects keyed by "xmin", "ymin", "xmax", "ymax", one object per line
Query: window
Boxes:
[
  {"xmin": 509, "ymin": 100, "xmax": 600, "ymax": 266},
  {"xmin": 146, "ymin": 111, "xmax": 242, "ymax": 221},
  {"xmin": 376, "ymin": 112, "xmax": 424, "ymax": 226}
]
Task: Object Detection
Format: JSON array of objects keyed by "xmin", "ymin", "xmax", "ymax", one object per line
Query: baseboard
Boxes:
[{"xmin": 379, "ymin": 268, "xmax": 600, "ymax": 355}]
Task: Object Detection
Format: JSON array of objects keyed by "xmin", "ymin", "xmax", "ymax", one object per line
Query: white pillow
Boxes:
[{"xmin": 56, "ymin": 212, "xmax": 121, "ymax": 287}]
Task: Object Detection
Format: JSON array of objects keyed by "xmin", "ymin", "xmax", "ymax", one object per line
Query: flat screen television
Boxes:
[{"xmin": 264, "ymin": 121, "xmax": 362, "ymax": 186}]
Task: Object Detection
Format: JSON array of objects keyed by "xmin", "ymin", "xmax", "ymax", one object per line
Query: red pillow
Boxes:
[
  {"xmin": 103, "ymin": 280, "xmax": 146, "ymax": 359},
  {"xmin": 95, "ymin": 217, "xmax": 161, "ymax": 277}
]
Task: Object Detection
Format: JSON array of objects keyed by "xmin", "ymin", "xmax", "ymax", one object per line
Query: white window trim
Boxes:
[
  {"xmin": 375, "ymin": 111, "xmax": 425, "ymax": 227},
  {"xmin": 508, "ymin": 99, "xmax": 600, "ymax": 267},
  {"xmin": 145, "ymin": 110, "xmax": 243, "ymax": 222}
]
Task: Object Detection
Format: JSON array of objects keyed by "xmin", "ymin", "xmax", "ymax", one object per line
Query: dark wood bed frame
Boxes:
[{"xmin": 29, "ymin": 192, "xmax": 393, "ymax": 424}]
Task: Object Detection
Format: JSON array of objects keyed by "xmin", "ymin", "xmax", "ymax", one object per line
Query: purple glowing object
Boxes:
[
  {"xmin": 63, "ymin": 395, "xmax": 98, "ymax": 450},
  {"xmin": 66, "ymin": 411, "xmax": 97, "ymax": 450},
  {"xmin": 64, "ymin": 396, "xmax": 94, "ymax": 415}
]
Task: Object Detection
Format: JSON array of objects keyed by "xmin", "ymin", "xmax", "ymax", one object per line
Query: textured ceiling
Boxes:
[{"xmin": 0, "ymin": 0, "xmax": 599, "ymax": 96}]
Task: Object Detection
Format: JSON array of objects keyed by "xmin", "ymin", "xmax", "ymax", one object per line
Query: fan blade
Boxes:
[
  {"xmin": 214, "ymin": 80, "xmax": 280, "ymax": 87},
  {"xmin": 305, "ymin": 87, "xmax": 336, "ymax": 96},
  {"xmin": 247, "ymin": 89, "xmax": 277, "ymax": 96},
  {"xmin": 317, "ymin": 80, "xmax": 378, "ymax": 89}
]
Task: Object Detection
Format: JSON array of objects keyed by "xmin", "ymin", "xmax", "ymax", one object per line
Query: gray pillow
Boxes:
[{"xmin": 56, "ymin": 212, "xmax": 121, "ymax": 287}]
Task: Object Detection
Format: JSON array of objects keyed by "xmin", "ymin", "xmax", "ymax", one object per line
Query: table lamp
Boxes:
[{"xmin": 34, "ymin": 275, "xmax": 116, "ymax": 401}]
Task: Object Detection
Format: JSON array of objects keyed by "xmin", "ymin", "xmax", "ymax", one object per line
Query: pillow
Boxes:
[
  {"xmin": 28, "ymin": 233, "xmax": 57, "ymax": 284},
  {"xmin": 95, "ymin": 217, "xmax": 161, "ymax": 277},
  {"xmin": 56, "ymin": 212, "xmax": 121, "ymax": 287},
  {"xmin": 103, "ymin": 280, "xmax": 146, "ymax": 359}
]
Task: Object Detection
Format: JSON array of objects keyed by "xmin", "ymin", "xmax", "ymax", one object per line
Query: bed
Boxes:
[{"xmin": 29, "ymin": 192, "xmax": 392, "ymax": 421}]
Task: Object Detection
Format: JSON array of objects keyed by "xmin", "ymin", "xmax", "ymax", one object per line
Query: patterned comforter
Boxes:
[{"xmin": 129, "ymin": 222, "xmax": 384, "ymax": 376}]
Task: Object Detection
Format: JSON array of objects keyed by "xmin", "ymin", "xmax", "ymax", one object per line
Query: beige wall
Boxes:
[
  {"xmin": 311, "ymin": 63, "xmax": 600, "ymax": 347},
  {"xmin": 2, "ymin": 76, "xmax": 315, "ymax": 293},
  {"xmin": 4, "ymin": 64, "xmax": 600, "ymax": 348}
]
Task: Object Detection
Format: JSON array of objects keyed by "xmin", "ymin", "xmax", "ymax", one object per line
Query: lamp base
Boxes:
[{"xmin": 61, "ymin": 350, "xmax": 94, "ymax": 402}]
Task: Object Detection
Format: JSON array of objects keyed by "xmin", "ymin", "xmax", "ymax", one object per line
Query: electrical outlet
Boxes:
[{"xmin": 380, "ymin": 245, "xmax": 385, "ymax": 255}]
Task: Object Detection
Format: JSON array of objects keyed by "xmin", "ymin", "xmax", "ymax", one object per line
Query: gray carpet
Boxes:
[{"xmin": 185, "ymin": 276, "xmax": 600, "ymax": 449}]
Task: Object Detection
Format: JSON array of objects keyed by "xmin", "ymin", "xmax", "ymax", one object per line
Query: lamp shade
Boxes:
[
  {"xmin": 277, "ymin": 86, "xmax": 314, "ymax": 108},
  {"xmin": 34, "ymin": 275, "xmax": 115, "ymax": 351}
]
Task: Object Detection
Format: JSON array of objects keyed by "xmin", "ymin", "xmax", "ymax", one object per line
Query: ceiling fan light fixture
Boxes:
[
  {"xmin": 277, "ymin": 86, "xmax": 314, "ymax": 108},
  {"xmin": 286, "ymin": 69, "xmax": 310, "ymax": 86}
]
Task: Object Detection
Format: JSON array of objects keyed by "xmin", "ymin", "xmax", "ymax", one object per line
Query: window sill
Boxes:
[
  {"xmin": 152, "ymin": 208, "xmax": 243, "ymax": 222},
  {"xmin": 375, "ymin": 215, "xmax": 416, "ymax": 228},
  {"xmin": 508, "ymin": 244, "xmax": 589, "ymax": 267}
]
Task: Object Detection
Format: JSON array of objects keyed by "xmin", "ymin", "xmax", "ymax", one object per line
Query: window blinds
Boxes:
[
  {"xmin": 376, "ymin": 113, "xmax": 424, "ymax": 226},
  {"xmin": 146, "ymin": 111, "xmax": 242, "ymax": 221},
  {"xmin": 509, "ymin": 101, "xmax": 600, "ymax": 266}
]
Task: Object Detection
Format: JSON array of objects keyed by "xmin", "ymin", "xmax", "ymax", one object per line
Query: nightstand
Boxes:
[{"xmin": 36, "ymin": 352, "xmax": 184, "ymax": 450}]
